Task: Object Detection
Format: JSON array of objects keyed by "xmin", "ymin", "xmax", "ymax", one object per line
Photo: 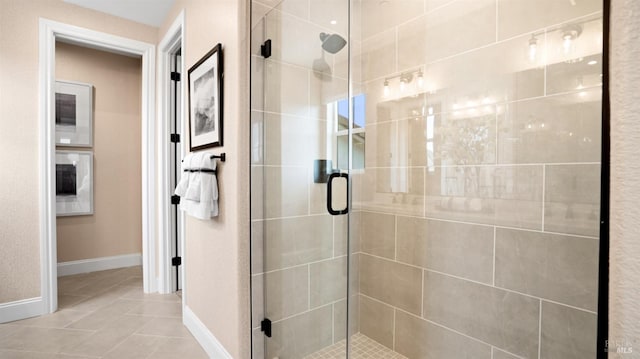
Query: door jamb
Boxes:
[{"xmin": 157, "ymin": 11, "xmax": 186, "ymax": 295}]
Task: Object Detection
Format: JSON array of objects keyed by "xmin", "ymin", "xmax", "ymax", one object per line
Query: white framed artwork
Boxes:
[
  {"xmin": 55, "ymin": 80, "xmax": 93, "ymax": 147},
  {"xmin": 56, "ymin": 150, "xmax": 93, "ymax": 216}
]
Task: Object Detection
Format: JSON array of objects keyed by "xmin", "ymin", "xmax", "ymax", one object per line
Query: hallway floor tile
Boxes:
[{"xmin": 0, "ymin": 266, "xmax": 207, "ymax": 359}]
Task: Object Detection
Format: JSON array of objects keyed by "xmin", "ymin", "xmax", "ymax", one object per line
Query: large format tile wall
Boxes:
[
  {"xmin": 354, "ymin": 0, "xmax": 602, "ymax": 358},
  {"xmin": 250, "ymin": 1, "xmax": 356, "ymax": 358}
]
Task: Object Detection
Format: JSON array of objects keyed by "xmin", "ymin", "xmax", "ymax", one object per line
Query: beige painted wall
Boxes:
[
  {"xmin": 158, "ymin": 1, "xmax": 250, "ymax": 358},
  {"xmin": 55, "ymin": 42, "xmax": 142, "ymax": 263},
  {"xmin": 0, "ymin": 0, "xmax": 155, "ymax": 303},
  {"xmin": 610, "ymin": 0, "xmax": 640, "ymax": 353}
]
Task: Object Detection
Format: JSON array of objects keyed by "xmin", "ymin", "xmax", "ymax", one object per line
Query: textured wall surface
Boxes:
[
  {"xmin": 56, "ymin": 42, "xmax": 142, "ymax": 263},
  {"xmin": 0, "ymin": 0, "xmax": 156, "ymax": 304},
  {"xmin": 609, "ymin": 0, "xmax": 640, "ymax": 354},
  {"xmin": 158, "ymin": 1, "xmax": 251, "ymax": 358}
]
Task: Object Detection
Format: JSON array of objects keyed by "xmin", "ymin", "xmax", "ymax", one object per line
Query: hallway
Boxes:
[{"xmin": 0, "ymin": 266, "xmax": 206, "ymax": 358}]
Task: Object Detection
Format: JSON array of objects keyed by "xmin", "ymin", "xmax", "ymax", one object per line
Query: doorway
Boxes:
[{"xmin": 39, "ymin": 18, "xmax": 157, "ymax": 315}]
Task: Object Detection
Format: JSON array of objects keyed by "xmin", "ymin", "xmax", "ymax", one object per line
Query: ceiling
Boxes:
[{"xmin": 63, "ymin": 0, "xmax": 175, "ymax": 27}]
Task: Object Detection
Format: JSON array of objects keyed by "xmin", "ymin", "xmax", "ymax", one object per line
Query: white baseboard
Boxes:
[
  {"xmin": 57, "ymin": 253, "xmax": 142, "ymax": 277},
  {"xmin": 0, "ymin": 297, "xmax": 45, "ymax": 324},
  {"xmin": 183, "ymin": 305, "xmax": 233, "ymax": 359}
]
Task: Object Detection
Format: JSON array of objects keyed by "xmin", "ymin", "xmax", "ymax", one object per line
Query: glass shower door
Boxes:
[{"xmin": 250, "ymin": 1, "xmax": 353, "ymax": 358}]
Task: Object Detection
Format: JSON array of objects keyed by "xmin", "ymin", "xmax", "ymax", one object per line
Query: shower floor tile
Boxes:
[{"xmin": 304, "ymin": 333, "xmax": 407, "ymax": 359}]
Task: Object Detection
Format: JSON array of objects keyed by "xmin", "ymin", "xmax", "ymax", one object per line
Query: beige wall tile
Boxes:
[
  {"xmin": 423, "ymin": 271, "xmax": 539, "ymax": 358},
  {"xmin": 258, "ymin": 0, "xmax": 310, "ymax": 19},
  {"xmin": 251, "ymin": 274, "xmax": 264, "ymax": 328},
  {"xmin": 425, "ymin": 165, "xmax": 543, "ymax": 229},
  {"xmin": 267, "ymin": 305, "xmax": 333, "ymax": 358},
  {"xmin": 395, "ymin": 310, "xmax": 492, "ymax": 359},
  {"xmin": 265, "ymin": 60, "xmax": 310, "ymax": 117},
  {"xmin": 498, "ymin": 93, "xmax": 602, "ymax": 165},
  {"xmin": 310, "ymin": 257, "xmax": 348, "ymax": 308},
  {"xmin": 265, "ymin": 9, "xmax": 322, "ymax": 69},
  {"xmin": 361, "ymin": 0, "xmax": 425, "ymax": 39},
  {"xmin": 263, "ymin": 166, "xmax": 309, "ymax": 218},
  {"xmin": 360, "ymin": 254, "xmax": 422, "ymax": 315},
  {"xmin": 252, "ymin": 328, "xmax": 265, "ymax": 359},
  {"xmin": 545, "ymin": 164, "xmax": 601, "ymax": 237},
  {"xmin": 263, "ymin": 215, "xmax": 333, "ymax": 271},
  {"xmin": 361, "ymin": 168, "xmax": 425, "ymax": 217},
  {"xmin": 541, "ymin": 301, "xmax": 597, "ymax": 359},
  {"xmin": 359, "ymin": 295, "xmax": 394, "ymax": 349},
  {"xmin": 399, "ymin": 0, "xmax": 496, "ymax": 65},
  {"xmin": 309, "ymin": 0, "xmax": 348, "ymax": 36},
  {"xmin": 492, "ymin": 348, "xmax": 520, "ymax": 359},
  {"xmin": 264, "ymin": 113, "xmax": 327, "ymax": 166},
  {"xmin": 495, "ymin": 228, "xmax": 599, "ymax": 311},
  {"xmin": 396, "ymin": 217, "xmax": 494, "ymax": 283},
  {"xmin": 265, "ymin": 266, "xmax": 309, "ymax": 321},
  {"xmin": 333, "ymin": 299, "xmax": 348, "ymax": 343},
  {"xmin": 361, "ymin": 29, "xmax": 396, "ymax": 81},
  {"xmin": 497, "ymin": 0, "xmax": 601, "ymax": 40},
  {"xmin": 360, "ymin": 212, "xmax": 396, "ymax": 259},
  {"xmin": 310, "ymin": 72, "xmax": 349, "ymax": 120},
  {"xmin": 251, "ymin": 166, "xmax": 265, "ymax": 220},
  {"xmin": 365, "ymin": 121, "xmax": 396, "ymax": 168},
  {"xmin": 251, "ymin": 221, "xmax": 264, "ymax": 274}
]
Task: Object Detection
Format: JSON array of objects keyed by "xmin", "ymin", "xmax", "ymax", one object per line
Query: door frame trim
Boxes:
[
  {"xmin": 157, "ymin": 11, "xmax": 186, "ymax": 295},
  {"xmin": 39, "ymin": 18, "xmax": 157, "ymax": 314}
]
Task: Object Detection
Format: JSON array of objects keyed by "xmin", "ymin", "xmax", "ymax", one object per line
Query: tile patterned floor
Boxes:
[
  {"xmin": 304, "ymin": 333, "xmax": 408, "ymax": 359},
  {"xmin": 0, "ymin": 266, "xmax": 207, "ymax": 359}
]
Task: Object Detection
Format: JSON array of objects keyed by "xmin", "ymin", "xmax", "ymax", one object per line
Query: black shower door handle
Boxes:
[{"xmin": 327, "ymin": 172, "xmax": 348, "ymax": 215}]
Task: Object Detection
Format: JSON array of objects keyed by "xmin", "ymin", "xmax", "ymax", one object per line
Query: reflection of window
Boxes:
[{"xmin": 333, "ymin": 94, "xmax": 366, "ymax": 170}]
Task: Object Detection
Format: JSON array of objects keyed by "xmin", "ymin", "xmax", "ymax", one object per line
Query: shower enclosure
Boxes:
[{"xmin": 251, "ymin": 0, "xmax": 604, "ymax": 358}]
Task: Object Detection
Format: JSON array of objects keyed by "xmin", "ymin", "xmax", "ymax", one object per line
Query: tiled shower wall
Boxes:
[
  {"xmin": 354, "ymin": 0, "xmax": 602, "ymax": 358},
  {"xmin": 250, "ymin": 1, "xmax": 356, "ymax": 358}
]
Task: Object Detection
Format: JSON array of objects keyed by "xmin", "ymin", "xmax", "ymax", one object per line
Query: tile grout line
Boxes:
[
  {"xmin": 492, "ymin": 227, "xmax": 497, "ymax": 286},
  {"xmin": 394, "ymin": 215, "xmax": 398, "ymax": 261},
  {"xmin": 538, "ymin": 299, "xmax": 543, "ymax": 359},
  {"xmin": 541, "ymin": 164, "xmax": 546, "ymax": 231}
]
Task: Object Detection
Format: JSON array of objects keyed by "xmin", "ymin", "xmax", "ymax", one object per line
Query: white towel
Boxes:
[
  {"xmin": 176, "ymin": 152, "xmax": 219, "ymax": 219},
  {"xmin": 184, "ymin": 152, "xmax": 205, "ymax": 202},
  {"xmin": 174, "ymin": 153, "xmax": 194, "ymax": 197}
]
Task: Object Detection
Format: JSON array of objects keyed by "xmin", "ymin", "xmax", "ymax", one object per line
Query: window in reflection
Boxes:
[{"xmin": 332, "ymin": 94, "xmax": 366, "ymax": 171}]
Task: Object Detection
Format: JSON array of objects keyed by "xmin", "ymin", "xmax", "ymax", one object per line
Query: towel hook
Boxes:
[{"xmin": 210, "ymin": 153, "xmax": 226, "ymax": 162}]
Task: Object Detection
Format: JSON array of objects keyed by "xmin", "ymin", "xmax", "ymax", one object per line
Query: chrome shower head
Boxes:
[{"xmin": 319, "ymin": 32, "xmax": 347, "ymax": 54}]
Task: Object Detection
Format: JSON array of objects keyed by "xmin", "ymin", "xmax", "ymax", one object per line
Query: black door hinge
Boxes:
[
  {"xmin": 171, "ymin": 195, "xmax": 180, "ymax": 205},
  {"xmin": 171, "ymin": 72, "xmax": 181, "ymax": 81},
  {"xmin": 261, "ymin": 318, "xmax": 272, "ymax": 337},
  {"xmin": 260, "ymin": 39, "xmax": 272, "ymax": 59},
  {"xmin": 172, "ymin": 257, "xmax": 182, "ymax": 266},
  {"xmin": 170, "ymin": 133, "xmax": 180, "ymax": 143}
]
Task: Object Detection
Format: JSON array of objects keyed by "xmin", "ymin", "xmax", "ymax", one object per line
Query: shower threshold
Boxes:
[{"xmin": 304, "ymin": 333, "xmax": 407, "ymax": 359}]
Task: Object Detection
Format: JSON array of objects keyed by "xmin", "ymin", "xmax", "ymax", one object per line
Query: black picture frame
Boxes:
[{"xmin": 188, "ymin": 43, "xmax": 224, "ymax": 151}]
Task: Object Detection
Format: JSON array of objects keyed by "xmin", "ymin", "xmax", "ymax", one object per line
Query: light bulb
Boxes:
[
  {"xmin": 588, "ymin": 60, "xmax": 598, "ymax": 65},
  {"xmin": 428, "ymin": 106, "xmax": 434, "ymax": 115},
  {"xmin": 383, "ymin": 80, "xmax": 390, "ymax": 97},
  {"xmin": 417, "ymin": 71, "xmax": 424, "ymax": 89},
  {"xmin": 528, "ymin": 35, "xmax": 538, "ymax": 62},
  {"xmin": 563, "ymin": 34, "xmax": 573, "ymax": 55},
  {"xmin": 400, "ymin": 78, "xmax": 406, "ymax": 93}
]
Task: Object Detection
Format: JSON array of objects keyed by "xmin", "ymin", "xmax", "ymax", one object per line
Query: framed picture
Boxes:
[
  {"xmin": 188, "ymin": 43, "xmax": 223, "ymax": 151},
  {"xmin": 55, "ymin": 80, "xmax": 93, "ymax": 147},
  {"xmin": 56, "ymin": 150, "xmax": 93, "ymax": 216}
]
